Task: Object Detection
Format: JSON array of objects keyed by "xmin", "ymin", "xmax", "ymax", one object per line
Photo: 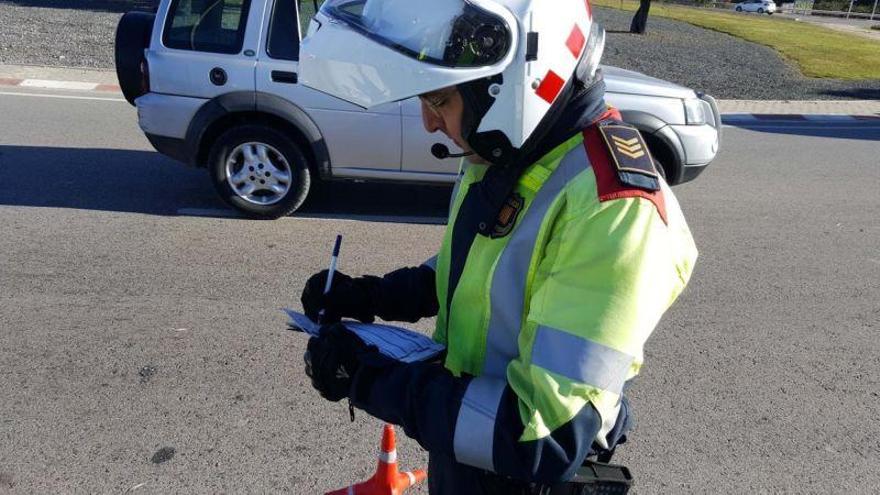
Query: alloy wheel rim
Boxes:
[{"xmin": 225, "ymin": 142, "xmax": 293, "ymax": 206}]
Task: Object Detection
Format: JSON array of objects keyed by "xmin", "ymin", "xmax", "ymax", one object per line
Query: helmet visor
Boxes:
[{"xmin": 320, "ymin": 0, "xmax": 511, "ymax": 68}]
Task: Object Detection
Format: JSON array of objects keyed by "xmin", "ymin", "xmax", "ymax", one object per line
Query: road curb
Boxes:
[
  {"xmin": 1, "ymin": 65, "xmax": 878, "ymax": 120},
  {"xmin": 722, "ymin": 113, "xmax": 880, "ymax": 124}
]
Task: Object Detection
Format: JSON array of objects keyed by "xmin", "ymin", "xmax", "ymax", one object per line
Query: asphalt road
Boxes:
[{"xmin": 0, "ymin": 88, "xmax": 878, "ymax": 494}]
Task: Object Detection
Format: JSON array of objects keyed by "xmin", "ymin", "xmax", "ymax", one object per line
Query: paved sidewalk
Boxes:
[
  {"xmin": 0, "ymin": 63, "xmax": 119, "ymax": 92},
  {"xmin": 0, "ymin": 63, "xmax": 117, "ymax": 84},
  {"xmin": 2, "ymin": 64, "xmax": 880, "ymax": 118}
]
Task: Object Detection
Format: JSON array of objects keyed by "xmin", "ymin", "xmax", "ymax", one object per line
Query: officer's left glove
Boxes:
[{"xmin": 304, "ymin": 323, "xmax": 373, "ymax": 402}]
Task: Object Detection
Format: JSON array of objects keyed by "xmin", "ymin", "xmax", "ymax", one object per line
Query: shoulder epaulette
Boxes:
[
  {"xmin": 597, "ymin": 121, "xmax": 661, "ymax": 192},
  {"xmin": 582, "ymin": 120, "xmax": 668, "ymax": 225}
]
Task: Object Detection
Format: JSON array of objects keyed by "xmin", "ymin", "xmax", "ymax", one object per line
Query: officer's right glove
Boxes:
[
  {"xmin": 300, "ymin": 269, "xmax": 378, "ymax": 324},
  {"xmin": 304, "ymin": 322, "xmax": 366, "ymax": 402},
  {"xmin": 304, "ymin": 322, "xmax": 395, "ymax": 403}
]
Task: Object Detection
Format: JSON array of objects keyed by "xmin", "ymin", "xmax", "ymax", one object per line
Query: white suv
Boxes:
[
  {"xmin": 116, "ymin": 0, "xmax": 721, "ymax": 219},
  {"xmin": 735, "ymin": 0, "xmax": 777, "ymax": 14}
]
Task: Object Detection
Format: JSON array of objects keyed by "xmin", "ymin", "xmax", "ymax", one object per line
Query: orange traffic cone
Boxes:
[{"xmin": 326, "ymin": 424, "xmax": 427, "ymax": 495}]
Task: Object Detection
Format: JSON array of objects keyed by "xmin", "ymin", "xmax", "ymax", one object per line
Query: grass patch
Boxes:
[{"xmin": 593, "ymin": 0, "xmax": 880, "ymax": 79}]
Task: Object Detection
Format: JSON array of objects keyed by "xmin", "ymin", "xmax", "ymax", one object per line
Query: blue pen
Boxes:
[{"xmin": 317, "ymin": 234, "xmax": 342, "ymax": 325}]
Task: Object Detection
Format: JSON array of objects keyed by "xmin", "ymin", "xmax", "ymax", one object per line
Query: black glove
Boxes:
[
  {"xmin": 304, "ymin": 323, "xmax": 372, "ymax": 402},
  {"xmin": 300, "ymin": 270, "xmax": 379, "ymax": 324}
]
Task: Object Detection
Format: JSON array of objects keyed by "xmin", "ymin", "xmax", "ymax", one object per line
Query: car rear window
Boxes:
[{"xmin": 163, "ymin": 0, "xmax": 252, "ymax": 54}]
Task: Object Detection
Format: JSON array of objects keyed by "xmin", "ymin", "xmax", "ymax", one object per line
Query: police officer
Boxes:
[{"xmin": 298, "ymin": 0, "xmax": 698, "ymax": 493}]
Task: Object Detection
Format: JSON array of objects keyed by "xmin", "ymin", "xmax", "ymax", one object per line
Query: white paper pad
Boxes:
[{"xmin": 284, "ymin": 309, "xmax": 445, "ymax": 363}]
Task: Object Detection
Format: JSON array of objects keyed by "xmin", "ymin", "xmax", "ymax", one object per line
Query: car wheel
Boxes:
[
  {"xmin": 208, "ymin": 124, "xmax": 311, "ymax": 219},
  {"xmin": 757, "ymin": 7, "xmax": 764, "ymax": 12},
  {"xmin": 736, "ymin": 6, "xmax": 742, "ymax": 11}
]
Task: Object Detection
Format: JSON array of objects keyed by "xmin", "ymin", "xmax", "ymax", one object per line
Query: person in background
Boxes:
[{"xmin": 631, "ymin": 0, "xmax": 653, "ymax": 34}]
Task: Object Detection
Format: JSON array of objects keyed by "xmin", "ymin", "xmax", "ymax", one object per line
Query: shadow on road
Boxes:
[
  {"xmin": 821, "ymin": 88, "xmax": 880, "ymax": 100},
  {"xmin": 723, "ymin": 120, "xmax": 880, "ymax": 141},
  {"xmin": 0, "ymin": 146, "xmax": 452, "ymax": 223},
  {"xmin": 1, "ymin": 0, "xmax": 155, "ymax": 13}
]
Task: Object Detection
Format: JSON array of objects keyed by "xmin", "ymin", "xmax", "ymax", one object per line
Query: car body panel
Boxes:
[
  {"xmin": 146, "ymin": 0, "xmax": 264, "ymax": 98},
  {"xmin": 136, "ymin": 92, "xmax": 205, "ymax": 138},
  {"xmin": 670, "ymin": 124, "xmax": 720, "ymax": 166},
  {"xmin": 605, "ymin": 91, "xmax": 687, "ymax": 127},
  {"xmin": 601, "ymin": 66, "xmax": 695, "ymax": 101}
]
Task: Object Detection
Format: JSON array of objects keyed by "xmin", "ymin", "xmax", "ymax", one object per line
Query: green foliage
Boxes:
[{"xmin": 594, "ymin": 0, "xmax": 880, "ymax": 79}]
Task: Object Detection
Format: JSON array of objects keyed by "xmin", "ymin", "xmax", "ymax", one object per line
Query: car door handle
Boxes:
[{"xmin": 271, "ymin": 71, "xmax": 298, "ymax": 84}]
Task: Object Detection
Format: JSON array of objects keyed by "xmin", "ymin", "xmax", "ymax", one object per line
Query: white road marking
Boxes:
[
  {"xmin": 301, "ymin": 212, "xmax": 448, "ymax": 225},
  {"xmin": 20, "ymin": 79, "xmax": 99, "ymax": 91},
  {"xmin": 0, "ymin": 90, "xmax": 126, "ymax": 102},
  {"xmin": 176, "ymin": 207, "xmax": 447, "ymax": 224},
  {"xmin": 176, "ymin": 207, "xmax": 245, "ymax": 218}
]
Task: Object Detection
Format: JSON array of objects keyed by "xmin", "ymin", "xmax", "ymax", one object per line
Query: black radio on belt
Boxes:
[{"xmin": 536, "ymin": 461, "xmax": 633, "ymax": 495}]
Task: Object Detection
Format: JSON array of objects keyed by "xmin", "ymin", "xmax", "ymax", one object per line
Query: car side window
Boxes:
[
  {"xmin": 163, "ymin": 0, "xmax": 252, "ymax": 54},
  {"xmin": 267, "ymin": 0, "xmax": 299, "ymax": 60},
  {"xmin": 298, "ymin": 0, "xmax": 325, "ymax": 36}
]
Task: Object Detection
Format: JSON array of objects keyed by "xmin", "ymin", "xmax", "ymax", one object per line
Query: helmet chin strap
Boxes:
[
  {"xmin": 457, "ymin": 74, "xmax": 515, "ymax": 166},
  {"xmin": 460, "ymin": 74, "xmax": 575, "ymax": 171}
]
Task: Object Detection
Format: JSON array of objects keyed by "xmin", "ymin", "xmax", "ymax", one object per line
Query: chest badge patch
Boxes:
[{"xmin": 491, "ymin": 192, "xmax": 524, "ymax": 239}]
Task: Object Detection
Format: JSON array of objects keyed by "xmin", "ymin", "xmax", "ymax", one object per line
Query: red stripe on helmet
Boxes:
[
  {"xmin": 585, "ymin": 0, "xmax": 593, "ymax": 18},
  {"xmin": 535, "ymin": 70, "xmax": 565, "ymax": 104},
  {"xmin": 566, "ymin": 25, "xmax": 586, "ymax": 59}
]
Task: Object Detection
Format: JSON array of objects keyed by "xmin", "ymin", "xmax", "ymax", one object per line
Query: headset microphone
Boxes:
[{"xmin": 431, "ymin": 143, "xmax": 473, "ymax": 160}]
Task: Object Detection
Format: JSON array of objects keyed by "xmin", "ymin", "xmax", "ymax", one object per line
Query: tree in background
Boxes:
[{"xmin": 630, "ymin": 0, "xmax": 652, "ymax": 33}]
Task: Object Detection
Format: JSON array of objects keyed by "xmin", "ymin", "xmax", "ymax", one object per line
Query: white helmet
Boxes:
[{"xmin": 299, "ymin": 0, "xmax": 605, "ymax": 164}]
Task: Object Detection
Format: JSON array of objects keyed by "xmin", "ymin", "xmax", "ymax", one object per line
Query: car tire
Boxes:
[
  {"xmin": 115, "ymin": 11, "xmax": 154, "ymax": 106},
  {"xmin": 208, "ymin": 125, "xmax": 311, "ymax": 219},
  {"xmin": 736, "ymin": 6, "xmax": 742, "ymax": 11},
  {"xmin": 652, "ymin": 158, "xmax": 668, "ymax": 181},
  {"xmin": 757, "ymin": 8, "xmax": 764, "ymax": 12}
]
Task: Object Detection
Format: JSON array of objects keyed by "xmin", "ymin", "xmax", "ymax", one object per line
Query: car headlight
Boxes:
[{"xmin": 683, "ymin": 98, "xmax": 713, "ymax": 125}]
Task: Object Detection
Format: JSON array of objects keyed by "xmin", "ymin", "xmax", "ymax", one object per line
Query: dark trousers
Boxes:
[
  {"xmin": 630, "ymin": 0, "xmax": 652, "ymax": 34},
  {"xmin": 427, "ymin": 399, "xmax": 632, "ymax": 494}
]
